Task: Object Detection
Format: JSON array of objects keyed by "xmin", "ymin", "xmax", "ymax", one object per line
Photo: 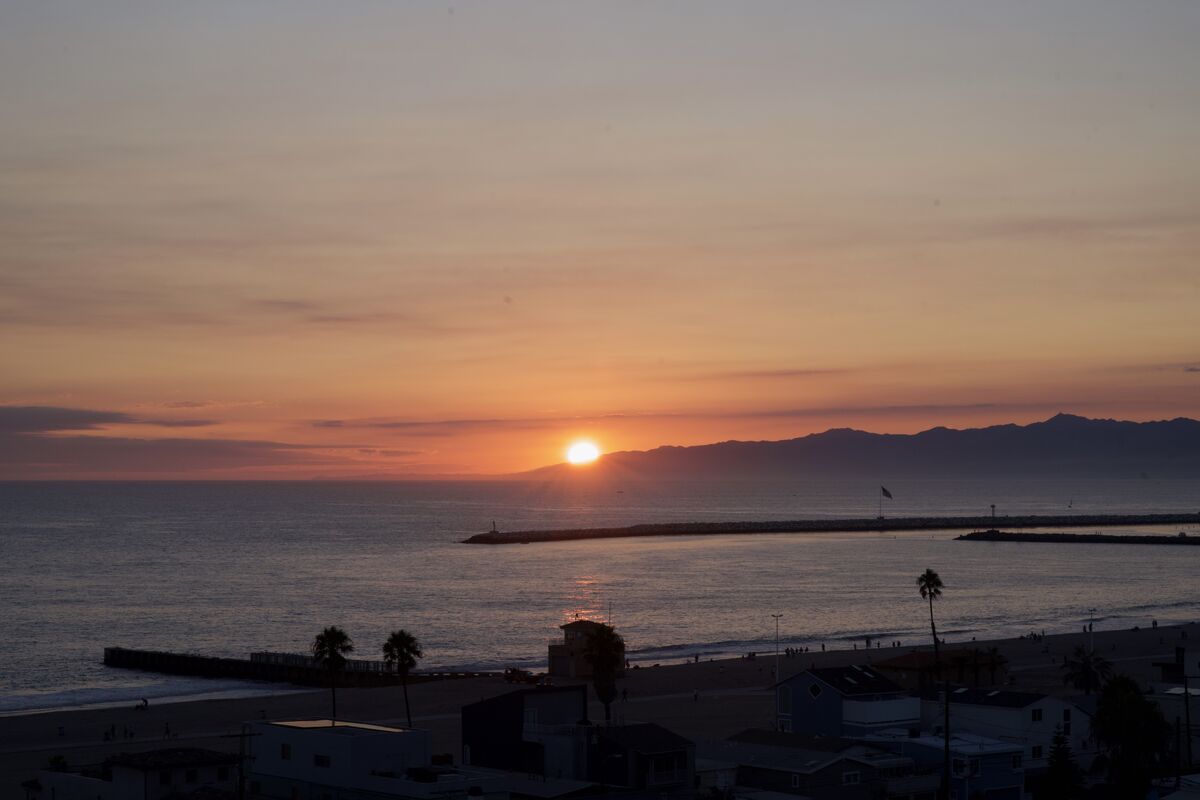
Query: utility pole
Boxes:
[
  {"xmin": 942, "ymin": 679, "xmax": 951, "ymax": 800},
  {"xmin": 1185, "ymin": 670, "xmax": 1194, "ymax": 769},
  {"xmin": 1177, "ymin": 717, "xmax": 1183, "ymax": 790},
  {"xmin": 220, "ymin": 725, "xmax": 260, "ymax": 800},
  {"xmin": 771, "ymin": 614, "xmax": 783, "ymax": 685}
]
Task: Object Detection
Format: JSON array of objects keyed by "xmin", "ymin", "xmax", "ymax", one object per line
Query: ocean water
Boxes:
[{"xmin": 3, "ymin": 478, "xmax": 1199, "ymax": 714}]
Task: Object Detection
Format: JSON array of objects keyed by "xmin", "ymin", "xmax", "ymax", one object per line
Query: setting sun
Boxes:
[{"xmin": 566, "ymin": 441, "xmax": 601, "ymax": 465}]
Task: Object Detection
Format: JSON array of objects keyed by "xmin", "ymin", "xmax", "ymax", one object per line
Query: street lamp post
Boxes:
[{"xmin": 771, "ymin": 613, "xmax": 783, "ymax": 684}]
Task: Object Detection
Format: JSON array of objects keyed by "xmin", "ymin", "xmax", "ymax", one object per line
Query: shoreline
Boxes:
[{"xmin": 463, "ymin": 512, "xmax": 1200, "ymax": 544}]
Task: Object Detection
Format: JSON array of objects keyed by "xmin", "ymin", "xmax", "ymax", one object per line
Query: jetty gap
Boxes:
[{"xmin": 462, "ymin": 513, "xmax": 1200, "ymax": 544}]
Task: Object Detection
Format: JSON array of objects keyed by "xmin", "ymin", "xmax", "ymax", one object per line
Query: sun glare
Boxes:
[{"xmin": 566, "ymin": 441, "xmax": 601, "ymax": 465}]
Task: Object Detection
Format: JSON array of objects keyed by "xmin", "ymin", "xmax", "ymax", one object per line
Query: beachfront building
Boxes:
[
  {"xmin": 547, "ymin": 620, "xmax": 624, "ymax": 679},
  {"xmin": 867, "ymin": 732, "xmax": 1026, "ymax": 800},
  {"xmin": 920, "ymin": 687, "xmax": 1096, "ymax": 774},
  {"xmin": 26, "ymin": 748, "xmax": 238, "ymax": 800},
  {"xmin": 775, "ymin": 666, "xmax": 920, "ymax": 737},
  {"xmin": 462, "ymin": 686, "xmax": 694, "ymax": 795},
  {"xmin": 245, "ymin": 719, "xmax": 504, "ymax": 800},
  {"xmin": 699, "ymin": 729, "xmax": 938, "ymax": 800}
]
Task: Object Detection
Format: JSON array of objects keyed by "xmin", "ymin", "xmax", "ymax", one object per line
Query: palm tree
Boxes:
[
  {"xmin": 1061, "ymin": 645, "xmax": 1112, "ymax": 695},
  {"xmin": 986, "ymin": 646, "xmax": 1008, "ymax": 685},
  {"xmin": 1091, "ymin": 675, "xmax": 1170, "ymax": 796},
  {"xmin": 583, "ymin": 624, "xmax": 625, "ymax": 724},
  {"xmin": 311, "ymin": 626, "xmax": 354, "ymax": 723},
  {"xmin": 916, "ymin": 568, "xmax": 944, "ymax": 673},
  {"xmin": 383, "ymin": 629, "xmax": 423, "ymax": 728}
]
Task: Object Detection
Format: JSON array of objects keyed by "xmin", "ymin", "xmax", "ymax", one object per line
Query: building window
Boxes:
[
  {"xmin": 808, "ymin": 683, "xmax": 822, "ymax": 699},
  {"xmin": 1032, "ymin": 708, "xmax": 1043, "ymax": 722},
  {"xmin": 186, "ymin": 769, "xmax": 197, "ymax": 784},
  {"xmin": 778, "ymin": 685, "xmax": 792, "ymax": 714},
  {"xmin": 779, "ymin": 719, "xmax": 791, "ymax": 733},
  {"xmin": 1032, "ymin": 745, "xmax": 1043, "ymax": 760},
  {"xmin": 1011, "ymin": 754, "xmax": 1022, "ymax": 769},
  {"xmin": 159, "ymin": 772, "xmax": 171, "ymax": 786},
  {"xmin": 841, "ymin": 771, "xmax": 861, "ymax": 785},
  {"xmin": 1063, "ymin": 709, "xmax": 1071, "ymax": 721},
  {"xmin": 1063, "ymin": 722, "xmax": 1072, "ymax": 735},
  {"xmin": 281, "ymin": 743, "xmax": 292, "ymax": 760},
  {"xmin": 313, "ymin": 754, "xmax": 331, "ymax": 768},
  {"xmin": 790, "ymin": 775, "xmax": 800, "ymax": 788},
  {"xmin": 218, "ymin": 767, "xmax": 229, "ymax": 781}
]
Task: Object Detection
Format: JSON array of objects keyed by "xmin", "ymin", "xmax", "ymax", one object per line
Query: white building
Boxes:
[
  {"xmin": 920, "ymin": 688, "xmax": 1095, "ymax": 772},
  {"xmin": 246, "ymin": 720, "xmax": 505, "ymax": 800}
]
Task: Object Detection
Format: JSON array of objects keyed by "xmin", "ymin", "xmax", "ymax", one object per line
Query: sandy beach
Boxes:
[{"xmin": 3, "ymin": 620, "xmax": 1195, "ymax": 799}]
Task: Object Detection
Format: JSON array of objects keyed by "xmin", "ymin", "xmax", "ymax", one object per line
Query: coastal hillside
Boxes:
[{"xmin": 523, "ymin": 414, "xmax": 1200, "ymax": 479}]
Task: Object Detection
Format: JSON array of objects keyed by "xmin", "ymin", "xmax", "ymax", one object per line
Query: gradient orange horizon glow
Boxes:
[{"xmin": 2, "ymin": 3, "xmax": 1198, "ymax": 479}]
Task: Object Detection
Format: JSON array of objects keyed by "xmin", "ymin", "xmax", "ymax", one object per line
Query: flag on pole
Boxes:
[{"xmin": 880, "ymin": 486, "xmax": 893, "ymax": 499}]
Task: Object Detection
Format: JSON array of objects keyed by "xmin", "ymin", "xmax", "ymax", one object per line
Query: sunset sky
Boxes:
[{"xmin": 2, "ymin": 1, "xmax": 1198, "ymax": 478}]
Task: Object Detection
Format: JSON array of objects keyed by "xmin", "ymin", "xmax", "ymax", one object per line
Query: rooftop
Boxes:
[
  {"xmin": 728, "ymin": 729, "xmax": 858, "ymax": 753},
  {"xmin": 928, "ymin": 687, "xmax": 1048, "ymax": 709},
  {"xmin": 870, "ymin": 731, "xmax": 1023, "ymax": 756},
  {"xmin": 797, "ymin": 665, "xmax": 906, "ymax": 696},
  {"xmin": 266, "ymin": 719, "xmax": 411, "ymax": 735},
  {"xmin": 700, "ymin": 737, "xmax": 906, "ymax": 775},
  {"xmin": 107, "ymin": 749, "xmax": 238, "ymax": 771},
  {"xmin": 561, "ymin": 619, "xmax": 611, "ymax": 631},
  {"xmin": 596, "ymin": 723, "xmax": 692, "ymax": 754}
]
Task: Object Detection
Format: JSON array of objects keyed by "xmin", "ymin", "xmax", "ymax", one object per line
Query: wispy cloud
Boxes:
[
  {"xmin": 0, "ymin": 406, "xmax": 216, "ymax": 433},
  {"xmin": 0, "ymin": 405, "xmax": 351, "ymax": 478}
]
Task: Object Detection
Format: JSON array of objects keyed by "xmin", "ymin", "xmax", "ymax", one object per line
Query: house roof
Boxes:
[
  {"xmin": 266, "ymin": 719, "xmax": 411, "ymax": 736},
  {"xmin": 803, "ymin": 665, "xmax": 905, "ymax": 696},
  {"xmin": 728, "ymin": 729, "xmax": 858, "ymax": 753},
  {"xmin": 597, "ymin": 723, "xmax": 691, "ymax": 754},
  {"xmin": 107, "ymin": 749, "xmax": 238, "ymax": 771},
  {"xmin": 561, "ymin": 620, "xmax": 610, "ymax": 631},
  {"xmin": 927, "ymin": 687, "xmax": 1047, "ymax": 709},
  {"xmin": 700, "ymin": 737, "xmax": 905, "ymax": 776}
]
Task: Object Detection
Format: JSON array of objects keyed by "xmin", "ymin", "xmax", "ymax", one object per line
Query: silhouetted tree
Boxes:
[
  {"xmin": 312, "ymin": 626, "xmax": 354, "ymax": 723},
  {"xmin": 1035, "ymin": 727, "xmax": 1083, "ymax": 800},
  {"xmin": 1061, "ymin": 645, "xmax": 1113, "ymax": 695},
  {"xmin": 986, "ymin": 646, "xmax": 1007, "ymax": 685},
  {"xmin": 383, "ymin": 629, "xmax": 423, "ymax": 728},
  {"xmin": 1091, "ymin": 675, "xmax": 1170, "ymax": 796},
  {"xmin": 916, "ymin": 568, "xmax": 944, "ymax": 672},
  {"xmin": 583, "ymin": 624, "xmax": 625, "ymax": 724}
]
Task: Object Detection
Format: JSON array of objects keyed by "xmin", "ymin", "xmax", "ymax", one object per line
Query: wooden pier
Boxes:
[{"xmin": 103, "ymin": 647, "xmax": 499, "ymax": 687}]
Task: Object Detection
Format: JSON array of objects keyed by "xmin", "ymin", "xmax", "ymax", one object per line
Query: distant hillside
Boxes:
[{"xmin": 524, "ymin": 414, "xmax": 1200, "ymax": 479}]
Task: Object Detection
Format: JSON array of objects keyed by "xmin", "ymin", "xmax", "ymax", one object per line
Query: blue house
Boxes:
[{"xmin": 776, "ymin": 665, "xmax": 920, "ymax": 737}]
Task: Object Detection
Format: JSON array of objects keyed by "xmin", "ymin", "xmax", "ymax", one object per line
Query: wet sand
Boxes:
[{"xmin": 3, "ymin": 621, "xmax": 1194, "ymax": 799}]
